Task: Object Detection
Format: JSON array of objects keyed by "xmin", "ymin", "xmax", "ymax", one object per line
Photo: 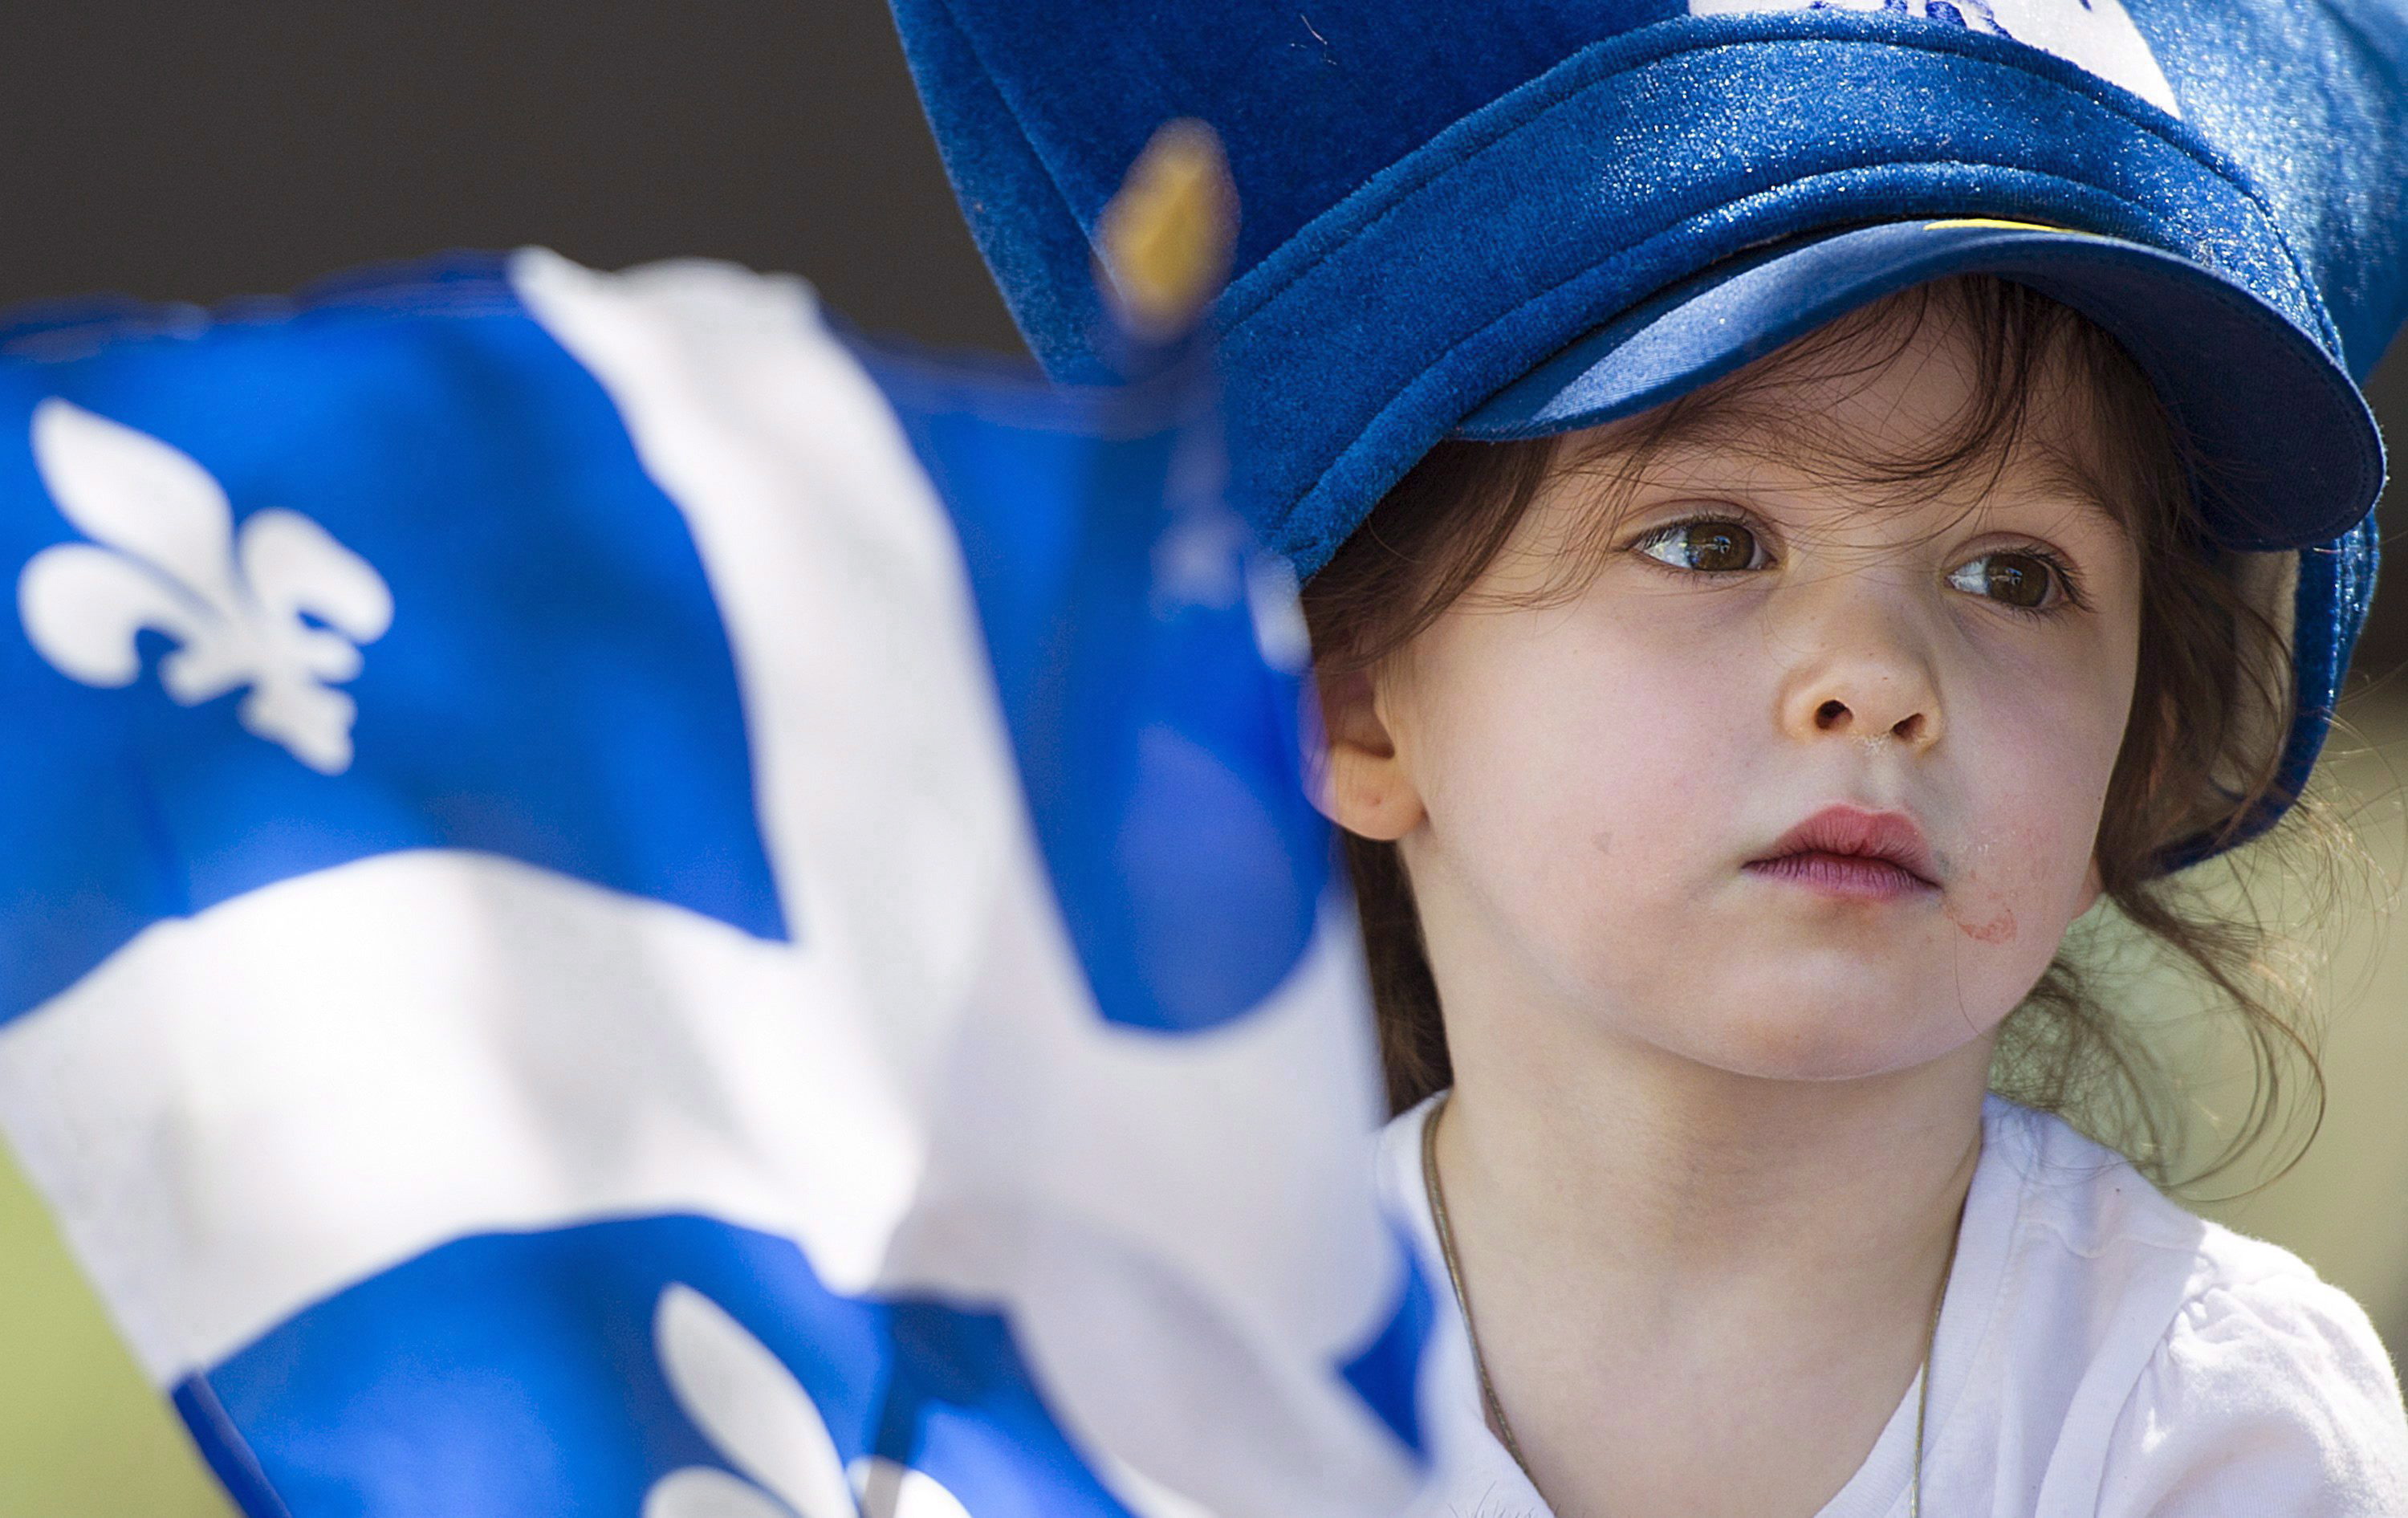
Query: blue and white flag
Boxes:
[{"xmin": 0, "ymin": 250, "xmax": 1430, "ymax": 1517}]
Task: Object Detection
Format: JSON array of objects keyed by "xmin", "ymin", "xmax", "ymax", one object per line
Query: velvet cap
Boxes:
[
  {"xmin": 892, "ymin": 0, "xmax": 2408, "ymax": 855},
  {"xmin": 1458, "ymin": 215, "xmax": 2377, "ymax": 551}
]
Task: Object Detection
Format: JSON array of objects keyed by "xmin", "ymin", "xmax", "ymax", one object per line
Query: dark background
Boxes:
[
  {"xmin": 0, "ymin": 4, "xmax": 1019, "ymax": 348},
  {"xmin": 5, "ymin": 0, "xmax": 2404, "ymax": 665}
]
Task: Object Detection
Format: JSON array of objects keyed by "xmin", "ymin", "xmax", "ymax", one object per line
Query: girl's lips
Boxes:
[
  {"xmin": 1745, "ymin": 804, "xmax": 1942, "ymax": 901},
  {"xmin": 1743, "ymin": 850, "xmax": 1939, "ymax": 901}
]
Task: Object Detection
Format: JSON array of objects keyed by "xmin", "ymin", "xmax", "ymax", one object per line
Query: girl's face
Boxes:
[{"xmin": 1330, "ymin": 307, "xmax": 2145, "ymax": 1081}]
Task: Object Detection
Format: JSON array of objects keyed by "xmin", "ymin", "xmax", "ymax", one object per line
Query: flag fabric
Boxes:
[{"xmin": 0, "ymin": 249, "xmax": 1430, "ymax": 1517}]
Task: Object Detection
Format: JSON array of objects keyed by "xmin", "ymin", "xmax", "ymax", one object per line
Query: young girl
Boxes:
[
  {"xmin": 888, "ymin": 0, "xmax": 2408, "ymax": 1510},
  {"xmin": 1308, "ymin": 272, "xmax": 2408, "ymax": 1514}
]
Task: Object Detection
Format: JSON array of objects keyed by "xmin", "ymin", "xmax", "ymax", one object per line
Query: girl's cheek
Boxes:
[
  {"xmin": 1412, "ymin": 603, "xmax": 1758, "ymax": 909},
  {"xmin": 1942, "ymin": 670, "xmax": 2129, "ymax": 948}
]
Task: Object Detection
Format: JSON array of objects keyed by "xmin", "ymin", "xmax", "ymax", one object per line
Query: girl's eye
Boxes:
[
  {"xmin": 1946, "ymin": 550, "xmax": 2062, "ymax": 611},
  {"xmin": 1636, "ymin": 519, "xmax": 1765, "ymax": 573}
]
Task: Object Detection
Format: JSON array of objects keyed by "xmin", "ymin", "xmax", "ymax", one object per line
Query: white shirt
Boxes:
[{"xmin": 1377, "ymin": 1093, "xmax": 2408, "ymax": 1516}]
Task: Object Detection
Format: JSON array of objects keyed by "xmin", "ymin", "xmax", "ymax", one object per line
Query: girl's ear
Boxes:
[{"xmin": 1308, "ymin": 664, "xmax": 1426, "ymax": 842}]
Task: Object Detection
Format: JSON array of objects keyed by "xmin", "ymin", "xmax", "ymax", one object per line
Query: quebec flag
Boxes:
[{"xmin": 0, "ymin": 249, "xmax": 1430, "ymax": 1517}]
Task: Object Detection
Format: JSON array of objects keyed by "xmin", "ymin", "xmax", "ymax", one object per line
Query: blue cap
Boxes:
[
  {"xmin": 891, "ymin": 0, "xmax": 2408, "ymax": 854},
  {"xmin": 1461, "ymin": 216, "xmax": 2381, "ymax": 551}
]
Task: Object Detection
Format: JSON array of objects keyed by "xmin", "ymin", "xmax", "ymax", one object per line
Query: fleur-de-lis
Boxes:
[
  {"xmin": 645, "ymin": 1284, "xmax": 974, "ymax": 1518},
  {"xmin": 16, "ymin": 399, "xmax": 393, "ymax": 774}
]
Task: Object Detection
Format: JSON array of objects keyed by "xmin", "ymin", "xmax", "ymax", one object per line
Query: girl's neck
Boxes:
[
  {"xmin": 1438, "ymin": 1022, "xmax": 1990, "ymax": 1294},
  {"xmin": 1430, "ymin": 1009, "xmax": 1991, "ymax": 1515}
]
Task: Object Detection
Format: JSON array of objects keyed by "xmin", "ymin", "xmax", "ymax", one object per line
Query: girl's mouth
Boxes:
[
  {"xmin": 1744, "ymin": 850, "xmax": 1938, "ymax": 901},
  {"xmin": 1744, "ymin": 805, "xmax": 1942, "ymax": 901}
]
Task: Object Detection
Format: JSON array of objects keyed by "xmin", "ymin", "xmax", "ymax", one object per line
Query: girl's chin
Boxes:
[
  {"xmin": 1615, "ymin": 975, "xmax": 2009, "ymax": 1083},
  {"xmin": 1677, "ymin": 1029, "xmax": 1991, "ymax": 1085}
]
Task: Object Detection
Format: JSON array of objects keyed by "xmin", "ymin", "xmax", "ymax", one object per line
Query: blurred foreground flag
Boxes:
[{"xmin": 0, "ymin": 242, "xmax": 1428, "ymax": 1516}]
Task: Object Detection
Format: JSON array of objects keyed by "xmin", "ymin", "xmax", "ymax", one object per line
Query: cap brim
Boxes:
[{"xmin": 1455, "ymin": 219, "xmax": 2384, "ymax": 551}]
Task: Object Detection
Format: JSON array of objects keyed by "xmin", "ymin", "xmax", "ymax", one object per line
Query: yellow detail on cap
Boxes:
[
  {"xmin": 1097, "ymin": 120, "xmax": 1239, "ymax": 340},
  {"xmin": 1922, "ymin": 217, "xmax": 2100, "ymax": 236}
]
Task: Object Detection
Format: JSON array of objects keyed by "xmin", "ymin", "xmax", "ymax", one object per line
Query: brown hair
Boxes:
[{"xmin": 1302, "ymin": 275, "xmax": 2329, "ymax": 1189}]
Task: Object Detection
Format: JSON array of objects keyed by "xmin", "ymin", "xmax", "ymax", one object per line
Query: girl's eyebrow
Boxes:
[
  {"xmin": 1999, "ymin": 450, "xmax": 2137, "ymax": 535},
  {"xmin": 1583, "ymin": 429, "xmax": 2137, "ymax": 535}
]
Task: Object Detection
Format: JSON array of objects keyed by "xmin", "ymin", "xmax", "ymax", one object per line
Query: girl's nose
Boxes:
[
  {"xmin": 1804, "ymin": 691, "xmax": 1938, "ymax": 747},
  {"xmin": 1774, "ymin": 595, "xmax": 1946, "ymax": 752}
]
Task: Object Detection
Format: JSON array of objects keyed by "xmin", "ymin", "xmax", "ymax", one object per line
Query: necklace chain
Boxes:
[{"xmin": 1418, "ymin": 1093, "xmax": 1956, "ymax": 1516}]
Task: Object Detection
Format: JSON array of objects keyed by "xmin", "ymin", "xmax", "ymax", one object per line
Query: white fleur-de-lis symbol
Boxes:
[
  {"xmin": 16, "ymin": 399, "xmax": 393, "ymax": 774},
  {"xmin": 645, "ymin": 1284, "xmax": 974, "ymax": 1518}
]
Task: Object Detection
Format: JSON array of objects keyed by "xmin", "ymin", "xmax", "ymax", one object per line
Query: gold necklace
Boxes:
[{"xmin": 1418, "ymin": 1094, "xmax": 1956, "ymax": 1516}]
